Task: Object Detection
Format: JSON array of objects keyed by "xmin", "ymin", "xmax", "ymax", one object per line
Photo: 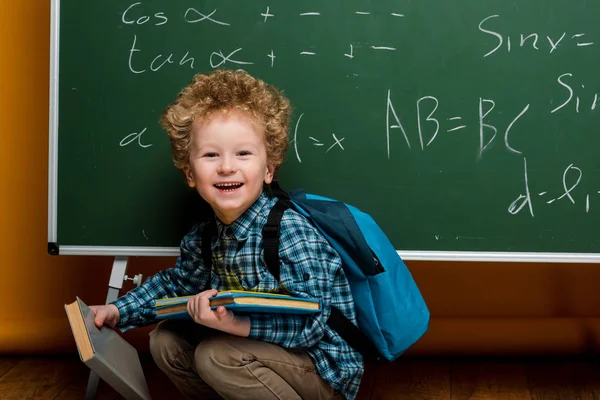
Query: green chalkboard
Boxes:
[{"xmin": 49, "ymin": 0, "xmax": 600, "ymax": 260}]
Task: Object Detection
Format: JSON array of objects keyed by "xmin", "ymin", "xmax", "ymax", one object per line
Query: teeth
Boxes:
[{"xmin": 215, "ymin": 183, "xmax": 243, "ymax": 192}]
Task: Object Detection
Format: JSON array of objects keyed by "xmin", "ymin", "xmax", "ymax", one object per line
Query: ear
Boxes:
[
  {"xmin": 264, "ymin": 164, "xmax": 275, "ymax": 184},
  {"xmin": 184, "ymin": 166, "xmax": 196, "ymax": 188}
]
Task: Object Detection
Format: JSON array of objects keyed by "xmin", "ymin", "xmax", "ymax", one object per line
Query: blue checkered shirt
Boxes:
[{"xmin": 112, "ymin": 192, "xmax": 364, "ymax": 399}]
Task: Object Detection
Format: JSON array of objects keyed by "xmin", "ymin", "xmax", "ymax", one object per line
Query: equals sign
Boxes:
[{"xmin": 447, "ymin": 116, "xmax": 466, "ymax": 132}]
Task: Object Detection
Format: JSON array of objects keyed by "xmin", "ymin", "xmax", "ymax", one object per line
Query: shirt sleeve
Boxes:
[
  {"xmin": 111, "ymin": 223, "xmax": 210, "ymax": 331},
  {"xmin": 248, "ymin": 212, "xmax": 350, "ymax": 348}
]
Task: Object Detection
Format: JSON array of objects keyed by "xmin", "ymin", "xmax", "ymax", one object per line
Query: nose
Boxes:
[{"xmin": 217, "ymin": 155, "xmax": 236, "ymax": 174}]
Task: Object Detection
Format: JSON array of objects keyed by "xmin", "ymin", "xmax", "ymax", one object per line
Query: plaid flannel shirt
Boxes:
[{"xmin": 112, "ymin": 191, "xmax": 364, "ymax": 399}]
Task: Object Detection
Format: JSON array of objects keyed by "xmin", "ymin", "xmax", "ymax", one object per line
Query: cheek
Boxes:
[{"xmin": 192, "ymin": 162, "xmax": 209, "ymax": 176}]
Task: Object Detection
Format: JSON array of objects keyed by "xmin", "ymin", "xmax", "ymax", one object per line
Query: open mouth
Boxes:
[{"xmin": 214, "ymin": 183, "xmax": 244, "ymax": 192}]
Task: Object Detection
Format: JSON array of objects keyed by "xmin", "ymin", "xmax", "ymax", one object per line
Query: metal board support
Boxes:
[{"xmin": 85, "ymin": 256, "xmax": 129, "ymax": 400}]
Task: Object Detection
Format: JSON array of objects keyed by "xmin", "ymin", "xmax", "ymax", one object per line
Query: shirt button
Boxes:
[{"xmin": 303, "ymin": 273, "xmax": 310, "ymax": 281}]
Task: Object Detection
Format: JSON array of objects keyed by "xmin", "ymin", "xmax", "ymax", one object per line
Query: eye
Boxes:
[
  {"xmin": 237, "ymin": 151, "xmax": 252, "ymax": 157},
  {"xmin": 203, "ymin": 152, "xmax": 218, "ymax": 158}
]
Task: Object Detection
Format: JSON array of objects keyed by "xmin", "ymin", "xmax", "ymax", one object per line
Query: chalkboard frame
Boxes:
[{"xmin": 47, "ymin": 0, "xmax": 600, "ymax": 263}]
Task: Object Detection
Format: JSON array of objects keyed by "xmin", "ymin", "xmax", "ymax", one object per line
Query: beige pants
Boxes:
[{"xmin": 149, "ymin": 320, "xmax": 344, "ymax": 400}]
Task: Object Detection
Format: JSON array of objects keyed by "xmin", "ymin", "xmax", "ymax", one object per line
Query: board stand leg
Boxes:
[{"xmin": 85, "ymin": 256, "xmax": 129, "ymax": 400}]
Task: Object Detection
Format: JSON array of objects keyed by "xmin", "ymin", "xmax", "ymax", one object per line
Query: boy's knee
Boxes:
[
  {"xmin": 149, "ymin": 321, "xmax": 175, "ymax": 353},
  {"xmin": 194, "ymin": 336, "xmax": 245, "ymax": 383},
  {"xmin": 149, "ymin": 321, "xmax": 188, "ymax": 369}
]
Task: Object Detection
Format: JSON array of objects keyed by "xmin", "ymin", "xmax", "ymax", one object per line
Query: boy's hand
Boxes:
[
  {"xmin": 187, "ymin": 289, "xmax": 250, "ymax": 337},
  {"xmin": 89, "ymin": 304, "xmax": 120, "ymax": 328}
]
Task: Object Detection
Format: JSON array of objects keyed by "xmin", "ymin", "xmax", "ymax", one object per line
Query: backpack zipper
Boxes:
[{"xmin": 373, "ymin": 253, "xmax": 385, "ymax": 274}]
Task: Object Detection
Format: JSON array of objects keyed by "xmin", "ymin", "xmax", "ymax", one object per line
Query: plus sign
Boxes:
[
  {"xmin": 261, "ymin": 6, "xmax": 274, "ymax": 23},
  {"xmin": 268, "ymin": 50, "xmax": 276, "ymax": 67}
]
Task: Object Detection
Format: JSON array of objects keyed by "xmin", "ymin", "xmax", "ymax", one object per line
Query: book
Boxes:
[
  {"xmin": 64, "ymin": 297, "xmax": 152, "ymax": 400},
  {"xmin": 154, "ymin": 290, "xmax": 321, "ymax": 320}
]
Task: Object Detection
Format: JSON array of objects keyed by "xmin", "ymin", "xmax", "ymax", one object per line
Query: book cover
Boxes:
[
  {"xmin": 154, "ymin": 290, "xmax": 321, "ymax": 320},
  {"xmin": 64, "ymin": 297, "xmax": 152, "ymax": 400}
]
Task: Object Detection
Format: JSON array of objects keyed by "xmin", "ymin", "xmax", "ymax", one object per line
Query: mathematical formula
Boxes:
[
  {"xmin": 509, "ymin": 158, "xmax": 599, "ymax": 216},
  {"xmin": 121, "ymin": 2, "xmax": 597, "ymax": 74}
]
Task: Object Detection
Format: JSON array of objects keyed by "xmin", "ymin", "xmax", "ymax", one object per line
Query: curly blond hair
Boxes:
[{"xmin": 160, "ymin": 69, "xmax": 291, "ymax": 173}]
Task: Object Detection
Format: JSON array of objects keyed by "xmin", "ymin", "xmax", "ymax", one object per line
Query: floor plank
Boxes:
[
  {"xmin": 525, "ymin": 357, "xmax": 600, "ymax": 400},
  {"xmin": 53, "ymin": 354, "xmax": 177, "ymax": 400},
  {"xmin": 0, "ymin": 355, "xmax": 599, "ymax": 399},
  {"xmin": 53, "ymin": 362, "xmax": 123, "ymax": 400},
  {"xmin": 0, "ymin": 358, "xmax": 18, "ymax": 378},
  {"xmin": 371, "ymin": 357, "xmax": 452, "ymax": 400},
  {"xmin": 450, "ymin": 358, "xmax": 531, "ymax": 400},
  {"xmin": 0, "ymin": 358, "xmax": 80, "ymax": 400}
]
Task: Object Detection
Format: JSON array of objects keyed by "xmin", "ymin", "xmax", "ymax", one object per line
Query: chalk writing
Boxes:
[
  {"xmin": 551, "ymin": 73, "xmax": 600, "ymax": 114},
  {"xmin": 184, "ymin": 8, "xmax": 230, "ymax": 25},
  {"xmin": 268, "ymin": 50, "xmax": 276, "ymax": 67},
  {"xmin": 386, "ymin": 90, "xmax": 411, "ymax": 158},
  {"xmin": 326, "ymin": 134, "xmax": 346, "ymax": 152},
  {"xmin": 112, "ymin": 3, "xmax": 598, "ymax": 226},
  {"xmin": 122, "ymin": 2, "xmax": 168, "ymax": 26},
  {"xmin": 509, "ymin": 160, "xmax": 597, "ymax": 216},
  {"xmin": 508, "ymin": 158, "xmax": 535, "ymax": 217},
  {"xmin": 128, "ymin": 35, "xmax": 194, "ymax": 74},
  {"xmin": 309, "ymin": 137, "xmax": 324, "ymax": 147},
  {"xmin": 386, "ymin": 92, "xmax": 530, "ymax": 158},
  {"xmin": 121, "ymin": 3, "xmax": 232, "ymax": 26},
  {"xmin": 479, "ymin": 99, "xmax": 530, "ymax": 158},
  {"xmin": 478, "ymin": 14, "xmax": 594, "ymax": 57},
  {"xmin": 344, "ymin": 45, "xmax": 354, "ymax": 58},
  {"xmin": 261, "ymin": 6, "xmax": 274, "ymax": 23},
  {"xmin": 292, "ymin": 113, "xmax": 305, "ymax": 163},
  {"xmin": 291, "ymin": 116, "xmax": 346, "ymax": 161},
  {"xmin": 120, "ymin": 127, "xmax": 152, "ymax": 148},
  {"xmin": 447, "ymin": 117, "xmax": 466, "ymax": 132},
  {"xmin": 210, "ymin": 48, "xmax": 254, "ymax": 68},
  {"xmin": 417, "ymin": 96, "xmax": 440, "ymax": 150}
]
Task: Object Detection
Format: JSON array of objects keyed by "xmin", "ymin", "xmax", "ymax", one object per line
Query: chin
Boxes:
[{"xmin": 216, "ymin": 202, "xmax": 246, "ymax": 215}]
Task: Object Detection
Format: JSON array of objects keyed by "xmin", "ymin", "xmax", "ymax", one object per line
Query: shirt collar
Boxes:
[{"xmin": 214, "ymin": 191, "xmax": 272, "ymax": 243}]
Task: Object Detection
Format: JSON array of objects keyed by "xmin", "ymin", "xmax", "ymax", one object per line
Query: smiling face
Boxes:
[{"xmin": 184, "ymin": 110, "xmax": 274, "ymax": 224}]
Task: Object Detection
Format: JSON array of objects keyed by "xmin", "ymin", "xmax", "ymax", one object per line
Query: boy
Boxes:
[{"xmin": 91, "ymin": 69, "xmax": 364, "ymax": 399}]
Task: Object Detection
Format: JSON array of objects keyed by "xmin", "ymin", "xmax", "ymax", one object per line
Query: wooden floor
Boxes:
[{"xmin": 0, "ymin": 355, "xmax": 598, "ymax": 399}]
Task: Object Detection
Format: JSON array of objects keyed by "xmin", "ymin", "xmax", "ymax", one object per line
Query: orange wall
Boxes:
[{"xmin": 2, "ymin": 2, "xmax": 599, "ymax": 356}]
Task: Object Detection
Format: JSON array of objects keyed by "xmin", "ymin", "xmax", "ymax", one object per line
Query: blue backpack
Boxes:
[{"xmin": 261, "ymin": 182, "xmax": 430, "ymax": 362}]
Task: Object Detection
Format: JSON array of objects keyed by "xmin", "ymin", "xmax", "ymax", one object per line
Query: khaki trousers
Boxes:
[{"xmin": 149, "ymin": 320, "xmax": 344, "ymax": 400}]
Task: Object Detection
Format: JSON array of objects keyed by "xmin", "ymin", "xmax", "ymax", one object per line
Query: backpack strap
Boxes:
[
  {"xmin": 328, "ymin": 307, "xmax": 383, "ymax": 362},
  {"xmin": 201, "ymin": 218, "xmax": 216, "ymax": 289},
  {"xmin": 264, "ymin": 182, "xmax": 383, "ymax": 362},
  {"xmin": 269, "ymin": 180, "xmax": 289, "ymax": 199},
  {"xmin": 262, "ymin": 198, "xmax": 290, "ymax": 281}
]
